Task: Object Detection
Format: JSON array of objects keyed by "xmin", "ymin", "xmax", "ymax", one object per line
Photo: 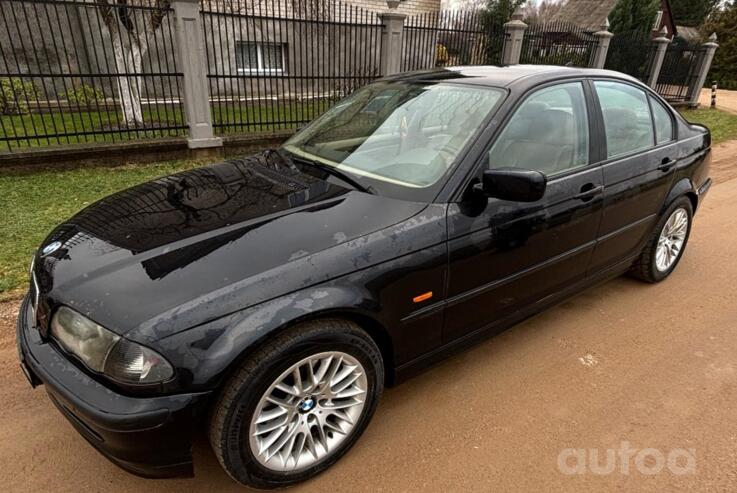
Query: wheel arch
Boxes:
[
  {"xmin": 248, "ymin": 307, "xmax": 396, "ymax": 387},
  {"xmin": 206, "ymin": 290, "xmax": 396, "ymax": 399},
  {"xmin": 685, "ymin": 191, "xmax": 698, "ymax": 213},
  {"xmin": 662, "ymin": 177, "xmax": 698, "ymax": 216},
  {"xmin": 322, "ymin": 309, "xmax": 396, "ymax": 386}
]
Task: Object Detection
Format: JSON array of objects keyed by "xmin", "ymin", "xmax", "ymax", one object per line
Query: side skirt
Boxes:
[{"xmin": 392, "ymin": 254, "xmax": 637, "ymax": 384}]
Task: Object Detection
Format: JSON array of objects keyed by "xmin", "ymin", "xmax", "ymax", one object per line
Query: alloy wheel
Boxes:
[
  {"xmin": 655, "ymin": 207, "xmax": 688, "ymax": 272},
  {"xmin": 248, "ymin": 351, "xmax": 367, "ymax": 472}
]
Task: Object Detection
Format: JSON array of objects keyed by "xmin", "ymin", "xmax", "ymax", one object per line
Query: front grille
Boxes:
[
  {"xmin": 29, "ymin": 271, "xmax": 40, "ymax": 329},
  {"xmin": 29, "ymin": 261, "xmax": 51, "ymax": 336}
]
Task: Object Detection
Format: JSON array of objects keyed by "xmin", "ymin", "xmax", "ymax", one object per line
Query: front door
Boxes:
[{"xmin": 443, "ymin": 81, "xmax": 604, "ymax": 343}]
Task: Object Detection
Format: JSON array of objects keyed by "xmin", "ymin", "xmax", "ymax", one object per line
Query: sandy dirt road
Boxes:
[
  {"xmin": 2, "ymin": 167, "xmax": 737, "ymax": 492},
  {"xmin": 700, "ymin": 88, "xmax": 737, "ymax": 114}
]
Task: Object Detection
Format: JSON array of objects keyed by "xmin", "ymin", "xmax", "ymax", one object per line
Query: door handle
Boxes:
[
  {"xmin": 658, "ymin": 157, "xmax": 676, "ymax": 172},
  {"xmin": 574, "ymin": 184, "xmax": 603, "ymax": 201}
]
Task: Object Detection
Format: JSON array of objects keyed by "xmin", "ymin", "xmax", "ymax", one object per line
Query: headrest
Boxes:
[
  {"xmin": 518, "ymin": 101, "xmax": 550, "ymax": 119},
  {"xmin": 529, "ymin": 109, "xmax": 574, "ymax": 144},
  {"xmin": 602, "ymin": 107, "xmax": 638, "ymax": 137}
]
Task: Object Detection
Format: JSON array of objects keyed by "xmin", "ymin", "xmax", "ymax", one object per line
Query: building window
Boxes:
[{"xmin": 236, "ymin": 42, "xmax": 285, "ymax": 74}]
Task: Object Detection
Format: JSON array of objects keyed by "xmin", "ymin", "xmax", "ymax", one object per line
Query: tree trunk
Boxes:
[
  {"xmin": 99, "ymin": 0, "xmax": 166, "ymax": 128},
  {"xmin": 111, "ymin": 35, "xmax": 144, "ymax": 127}
]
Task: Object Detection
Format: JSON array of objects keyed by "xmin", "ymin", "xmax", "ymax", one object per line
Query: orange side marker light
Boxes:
[{"xmin": 413, "ymin": 291, "xmax": 433, "ymax": 303}]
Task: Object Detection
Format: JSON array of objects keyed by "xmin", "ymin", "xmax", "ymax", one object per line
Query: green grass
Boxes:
[
  {"xmin": 0, "ymin": 160, "xmax": 208, "ymax": 299},
  {"xmin": 678, "ymin": 107, "xmax": 737, "ymax": 145},
  {"xmin": 0, "ymin": 107, "xmax": 186, "ymax": 148},
  {"xmin": 0, "ymin": 101, "xmax": 324, "ymax": 150}
]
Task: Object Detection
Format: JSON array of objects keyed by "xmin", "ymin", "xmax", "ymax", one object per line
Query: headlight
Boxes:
[
  {"xmin": 51, "ymin": 306, "xmax": 119, "ymax": 371},
  {"xmin": 50, "ymin": 307, "xmax": 173, "ymax": 385}
]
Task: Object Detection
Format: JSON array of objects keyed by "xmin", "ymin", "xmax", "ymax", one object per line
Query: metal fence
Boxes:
[
  {"xmin": 655, "ymin": 37, "xmax": 706, "ymax": 103},
  {"xmin": 604, "ymin": 29, "xmax": 656, "ymax": 82},
  {"xmin": 0, "ymin": 1, "xmax": 719, "ymax": 154},
  {"xmin": 0, "ymin": 0, "xmax": 185, "ymax": 151},
  {"xmin": 520, "ymin": 21, "xmax": 596, "ymax": 67},
  {"xmin": 401, "ymin": 10, "xmax": 504, "ymax": 72},
  {"xmin": 200, "ymin": 0, "xmax": 382, "ymax": 135}
]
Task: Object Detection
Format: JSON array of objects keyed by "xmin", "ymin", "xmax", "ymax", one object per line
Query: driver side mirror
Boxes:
[{"xmin": 476, "ymin": 168, "xmax": 547, "ymax": 202}]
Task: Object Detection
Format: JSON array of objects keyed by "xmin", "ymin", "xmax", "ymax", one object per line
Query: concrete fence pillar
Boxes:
[
  {"xmin": 688, "ymin": 33, "xmax": 719, "ymax": 107},
  {"xmin": 379, "ymin": 1, "xmax": 406, "ymax": 76},
  {"xmin": 647, "ymin": 27, "xmax": 671, "ymax": 89},
  {"xmin": 502, "ymin": 8, "xmax": 527, "ymax": 65},
  {"xmin": 590, "ymin": 19, "xmax": 613, "ymax": 69},
  {"xmin": 172, "ymin": 0, "xmax": 222, "ymax": 149}
]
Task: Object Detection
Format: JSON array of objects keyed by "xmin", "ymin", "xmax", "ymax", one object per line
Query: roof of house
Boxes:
[
  {"xmin": 549, "ymin": 0, "xmax": 617, "ymax": 31},
  {"xmin": 550, "ymin": 0, "xmax": 677, "ymax": 37}
]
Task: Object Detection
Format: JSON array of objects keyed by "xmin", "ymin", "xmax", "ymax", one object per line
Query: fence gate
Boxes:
[{"xmin": 655, "ymin": 38, "xmax": 706, "ymax": 104}]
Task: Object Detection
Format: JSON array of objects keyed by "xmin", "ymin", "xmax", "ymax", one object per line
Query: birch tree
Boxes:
[{"xmin": 96, "ymin": 0, "xmax": 171, "ymax": 127}]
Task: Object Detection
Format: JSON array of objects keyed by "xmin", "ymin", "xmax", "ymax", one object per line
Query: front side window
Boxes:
[
  {"xmin": 595, "ymin": 81, "xmax": 654, "ymax": 158},
  {"xmin": 283, "ymin": 81, "xmax": 504, "ymax": 201},
  {"xmin": 487, "ymin": 82, "xmax": 589, "ymax": 176},
  {"xmin": 236, "ymin": 42, "xmax": 285, "ymax": 74},
  {"xmin": 650, "ymin": 96, "xmax": 674, "ymax": 145}
]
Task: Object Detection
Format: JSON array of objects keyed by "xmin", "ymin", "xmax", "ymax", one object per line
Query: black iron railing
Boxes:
[
  {"xmin": 401, "ymin": 10, "xmax": 504, "ymax": 72},
  {"xmin": 200, "ymin": 0, "xmax": 382, "ymax": 135},
  {"xmin": 520, "ymin": 21, "xmax": 596, "ymax": 67},
  {"xmin": 604, "ymin": 30, "xmax": 656, "ymax": 82},
  {"xmin": 0, "ymin": 0, "xmax": 185, "ymax": 151},
  {"xmin": 0, "ymin": 1, "xmax": 716, "ymax": 154}
]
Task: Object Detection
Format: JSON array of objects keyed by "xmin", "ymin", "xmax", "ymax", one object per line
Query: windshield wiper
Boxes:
[{"xmin": 288, "ymin": 154, "xmax": 375, "ymax": 194}]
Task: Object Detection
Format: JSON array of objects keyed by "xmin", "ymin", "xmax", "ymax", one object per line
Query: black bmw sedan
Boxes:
[{"xmin": 17, "ymin": 66, "xmax": 711, "ymax": 488}]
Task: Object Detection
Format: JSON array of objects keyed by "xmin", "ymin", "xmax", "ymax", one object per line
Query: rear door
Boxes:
[{"xmin": 587, "ymin": 80, "xmax": 677, "ymax": 273}]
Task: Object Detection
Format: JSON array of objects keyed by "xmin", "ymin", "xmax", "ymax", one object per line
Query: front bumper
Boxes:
[{"xmin": 16, "ymin": 294, "xmax": 212, "ymax": 478}]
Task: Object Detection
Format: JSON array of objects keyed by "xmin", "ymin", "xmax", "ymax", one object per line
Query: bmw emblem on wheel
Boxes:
[{"xmin": 41, "ymin": 241, "xmax": 62, "ymax": 256}]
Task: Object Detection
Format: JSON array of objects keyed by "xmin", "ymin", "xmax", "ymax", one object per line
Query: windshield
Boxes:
[{"xmin": 283, "ymin": 81, "xmax": 505, "ymax": 201}]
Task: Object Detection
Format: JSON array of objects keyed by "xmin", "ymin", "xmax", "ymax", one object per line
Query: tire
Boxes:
[
  {"xmin": 208, "ymin": 319, "xmax": 384, "ymax": 489},
  {"xmin": 629, "ymin": 196, "xmax": 693, "ymax": 283}
]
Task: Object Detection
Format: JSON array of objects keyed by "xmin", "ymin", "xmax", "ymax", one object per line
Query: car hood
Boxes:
[{"xmin": 34, "ymin": 151, "xmax": 427, "ymax": 336}]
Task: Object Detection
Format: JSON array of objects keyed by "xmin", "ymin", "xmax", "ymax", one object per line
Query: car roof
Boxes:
[{"xmin": 381, "ymin": 65, "xmax": 641, "ymax": 89}]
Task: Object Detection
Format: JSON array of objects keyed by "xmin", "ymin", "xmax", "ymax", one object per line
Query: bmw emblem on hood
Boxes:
[{"xmin": 41, "ymin": 241, "xmax": 62, "ymax": 256}]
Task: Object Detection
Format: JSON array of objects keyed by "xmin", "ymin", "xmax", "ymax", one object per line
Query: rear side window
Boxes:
[
  {"xmin": 487, "ymin": 82, "xmax": 589, "ymax": 176},
  {"xmin": 650, "ymin": 96, "xmax": 674, "ymax": 144},
  {"xmin": 595, "ymin": 81, "xmax": 654, "ymax": 159}
]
